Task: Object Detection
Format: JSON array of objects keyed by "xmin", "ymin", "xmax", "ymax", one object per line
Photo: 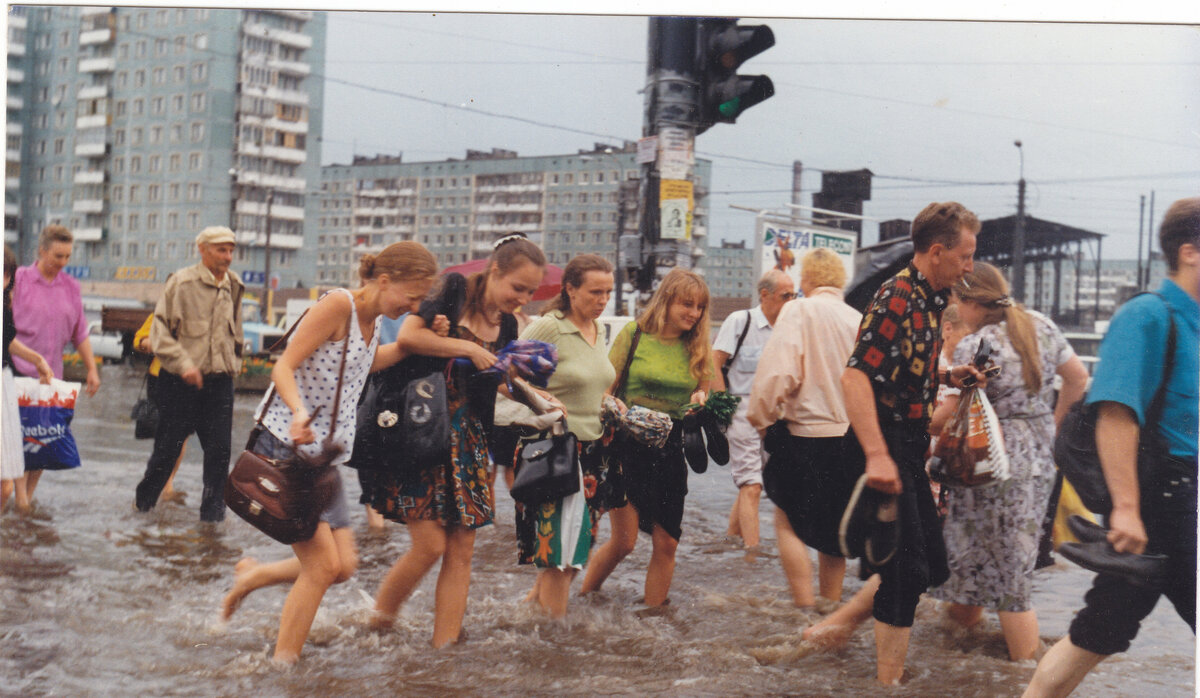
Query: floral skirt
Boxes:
[
  {"xmin": 515, "ymin": 439, "xmax": 604, "ymax": 569},
  {"xmin": 372, "ymin": 383, "xmax": 494, "ymax": 530}
]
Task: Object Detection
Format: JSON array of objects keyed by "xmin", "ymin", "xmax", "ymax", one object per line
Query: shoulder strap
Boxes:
[
  {"xmin": 615, "ymin": 325, "xmax": 642, "ymax": 402},
  {"xmin": 1143, "ymin": 292, "xmax": 1177, "ymax": 432},
  {"xmin": 724, "ymin": 310, "xmax": 753, "ymax": 375}
]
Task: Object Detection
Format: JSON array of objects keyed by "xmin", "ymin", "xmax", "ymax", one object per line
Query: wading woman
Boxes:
[
  {"xmin": 219, "ymin": 241, "xmax": 438, "ymax": 664},
  {"xmin": 580, "ymin": 267, "xmax": 714, "ymax": 608},
  {"xmin": 370, "ymin": 234, "xmax": 548, "ymax": 647}
]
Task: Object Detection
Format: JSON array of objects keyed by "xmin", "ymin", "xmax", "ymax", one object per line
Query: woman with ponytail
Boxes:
[
  {"xmin": 370, "ymin": 233, "xmax": 549, "ymax": 647},
  {"xmin": 580, "ymin": 267, "xmax": 714, "ymax": 608},
  {"xmin": 514, "ymin": 254, "xmax": 615, "ymax": 617},
  {"xmin": 219, "ymin": 241, "xmax": 438, "ymax": 663},
  {"xmin": 929, "ymin": 261, "xmax": 1089, "ymax": 660}
]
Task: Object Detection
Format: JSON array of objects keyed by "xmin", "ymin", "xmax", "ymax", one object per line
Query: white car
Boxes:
[{"xmin": 87, "ymin": 320, "xmax": 125, "ymax": 362}]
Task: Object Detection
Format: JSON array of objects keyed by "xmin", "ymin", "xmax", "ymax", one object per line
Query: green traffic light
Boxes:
[{"xmin": 718, "ymin": 98, "xmax": 742, "ymax": 118}]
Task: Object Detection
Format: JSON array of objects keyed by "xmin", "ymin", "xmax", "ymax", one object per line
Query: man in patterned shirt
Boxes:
[{"xmin": 840, "ymin": 202, "xmax": 982, "ymax": 684}]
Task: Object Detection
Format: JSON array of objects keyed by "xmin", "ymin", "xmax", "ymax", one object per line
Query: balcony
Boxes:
[
  {"xmin": 79, "ymin": 28, "xmax": 114, "ymax": 45},
  {"xmin": 268, "ymin": 56, "xmax": 311, "ymax": 77},
  {"xmin": 74, "ymin": 227, "xmax": 104, "ymax": 242},
  {"xmin": 7, "ymin": 68, "xmax": 23, "ymax": 84},
  {"xmin": 234, "ymin": 170, "xmax": 306, "ymax": 192},
  {"xmin": 262, "ymin": 9, "xmax": 314, "ymax": 20},
  {"xmin": 6, "ymin": 201, "xmax": 19, "ymax": 216},
  {"xmin": 235, "ymin": 231, "xmax": 303, "ymax": 250},
  {"xmin": 78, "ymin": 56, "xmax": 116, "ymax": 73},
  {"xmin": 475, "ymin": 202, "xmax": 541, "ymax": 214},
  {"xmin": 6, "ymin": 178, "xmax": 19, "ymax": 191},
  {"xmin": 79, "ymin": 7, "xmax": 113, "ymax": 17},
  {"xmin": 76, "ymin": 114, "xmax": 108, "ymax": 130},
  {"xmin": 75, "ymin": 142, "xmax": 108, "ymax": 157},
  {"xmin": 261, "ymin": 143, "xmax": 307, "ymax": 164},
  {"xmin": 234, "ymin": 199, "xmax": 304, "ymax": 222},
  {"xmin": 475, "ymin": 183, "xmax": 542, "ymax": 194},
  {"xmin": 78, "ymin": 85, "xmax": 109, "ymax": 100},
  {"xmin": 473, "ymin": 222, "xmax": 540, "ymax": 233},
  {"xmin": 7, "ymin": 96, "xmax": 23, "ymax": 110},
  {"xmin": 263, "ymin": 84, "xmax": 309, "ymax": 107},
  {"xmin": 242, "ymin": 21, "xmax": 313, "ymax": 50},
  {"xmin": 7, "ymin": 42, "xmax": 25, "ymax": 58},
  {"xmin": 8, "ymin": 13, "xmax": 25, "ymax": 28},
  {"xmin": 73, "ymin": 199, "xmax": 105, "ymax": 214},
  {"xmin": 6, "ymin": 150, "xmax": 19, "ymax": 163},
  {"xmin": 74, "ymin": 170, "xmax": 106, "ymax": 184}
]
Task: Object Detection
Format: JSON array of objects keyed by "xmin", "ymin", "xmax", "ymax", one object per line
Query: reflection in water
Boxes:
[{"xmin": 0, "ymin": 368, "xmax": 1194, "ymax": 696}]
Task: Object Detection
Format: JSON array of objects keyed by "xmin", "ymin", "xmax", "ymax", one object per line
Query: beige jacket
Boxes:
[
  {"xmin": 149, "ymin": 262, "xmax": 245, "ymax": 376},
  {"xmin": 746, "ymin": 287, "xmax": 862, "ymax": 438}
]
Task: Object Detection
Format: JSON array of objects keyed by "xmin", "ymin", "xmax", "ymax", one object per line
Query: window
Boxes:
[
  {"xmin": 115, "ymin": 101, "xmax": 126, "ymax": 117},
  {"xmin": 172, "ymin": 94, "xmax": 184, "ymax": 112},
  {"xmin": 192, "ymin": 63, "xmax": 207, "ymax": 82},
  {"xmin": 170, "ymin": 125, "xmax": 183, "ymax": 143},
  {"xmin": 188, "ymin": 153, "xmax": 201, "ymax": 170},
  {"xmin": 194, "ymin": 33, "xmax": 207, "ymax": 50},
  {"xmin": 129, "ymin": 184, "xmax": 140, "ymax": 201},
  {"xmin": 133, "ymin": 99, "xmax": 144, "ymax": 116},
  {"xmin": 190, "ymin": 93, "xmax": 205, "ymax": 111},
  {"xmin": 147, "ymin": 215, "xmax": 158, "ymax": 232},
  {"xmin": 135, "ymin": 40, "xmax": 146, "ymax": 57},
  {"xmin": 151, "ymin": 97, "xmax": 164, "ymax": 115},
  {"xmin": 174, "ymin": 36, "xmax": 185, "ymax": 54},
  {"xmin": 153, "ymin": 67, "xmax": 165, "ymax": 85},
  {"xmin": 168, "ymin": 183, "xmax": 180, "ymax": 200},
  {"xmin": 112, "ymin": 185, "xmax": 123, "ymax": 202},
  {"xmin": 173, "ymin": 65, "xmax": 185, "ymax": 82},
  {"xmin": 149, "ymin": 127, "xmax": 162, "ymax": 145},
  {"xmin": 128, "ymin": 214, "xmax": 138, "ymax": 231},
  {"xmin": 169, "ymin": 154, "xmax": 181, "ymax": 171},
  {"xmin": 131, "ymin": 128, "xmax": 143, "ymax": 145},
  {"xmin": 130, "ymin": 157, "xmax": 141, "ymax": 174},
  {"xmin": 187, "ymin": 183, "xmax": 201, "ymax": 201},
  {"xmin": 190, "ymin": 123, "xmax": 204, "ymax": 142},
  {"xmin": 116, "ymin": 71, "xmax": 127, "ymax": 88},
  {"xmin": 53, "ymin": 138, "xmax": 63, "ymax": 155},
  {"xmin": 134, "ymin": 69, "xmax": 146, "ymax": 87},
  {"xmin": 149, "ymin": 156, "xmax": 161, "ymax": 173}
]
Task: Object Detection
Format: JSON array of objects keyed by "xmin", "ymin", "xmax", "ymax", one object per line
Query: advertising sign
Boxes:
[
  {"xmin": 114, "ymin": 266, "xmax": 156, "ymax": 281},
  {"xmin": 756, "ymin": 219, "xmax": 856, "ymax": 295},
  {"xmin": 659, "ymin": 179, "xmax": 693, "ymax": 241}
]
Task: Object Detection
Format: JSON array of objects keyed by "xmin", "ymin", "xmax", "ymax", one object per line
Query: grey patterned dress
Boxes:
[{"xmin": 930, "ymin": 310, "xmax": 1075, "ymax": 612}]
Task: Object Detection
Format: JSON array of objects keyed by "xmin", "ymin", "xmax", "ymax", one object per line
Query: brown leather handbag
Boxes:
[{"xmin": 225, "ymin": 311, "xmax": 350, "ymax": 544}]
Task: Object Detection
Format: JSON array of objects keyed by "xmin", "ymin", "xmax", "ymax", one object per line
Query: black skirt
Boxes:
[
  {"xmin": 763, "ymin": 431, "xmax": 860, "ymax": 558},
  {"xmin": 608, "ymin": 422, "xmax": 688, "ymax": 541}
]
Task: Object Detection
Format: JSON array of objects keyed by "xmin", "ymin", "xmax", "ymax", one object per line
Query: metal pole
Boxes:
[
  {"xmin": 262, "ymin": 190, "xmax": 273, "ymax": 322},
  {"xmin": 1145, "ymin": 190, "xmax": 1155, "ymax": 289},
  {"xmin": 1012, "ymin": 140, "xmax": 1027, "ymax": 303},
  {"xmin": 1136, "ymin": 195, "xmax": 1146, "ymax": 290}
]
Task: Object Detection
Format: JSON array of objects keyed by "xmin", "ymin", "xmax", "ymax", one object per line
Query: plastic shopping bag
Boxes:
[
  {"xmin": 927, "ymin": 385, "xmax": 1010, "ymax": 487},
  {"xmin": 15, "ymin": 377, "xmax": 82, "ymax": 471}
]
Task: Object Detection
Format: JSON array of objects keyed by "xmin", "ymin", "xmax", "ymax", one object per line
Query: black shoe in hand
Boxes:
[
  {"xmin": 1066, "ymin": 514, "xmax": 1108, "ymax": 544},
  {"xmin": 1059, "ymin": 540, "xmax": 1168, "ymax": 590},
  {"xmin": 681, "ymin": 413, "xmax": 708, "ymax": 474}
]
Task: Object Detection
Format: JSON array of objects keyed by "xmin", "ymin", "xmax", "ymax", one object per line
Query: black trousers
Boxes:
[
  {"xmin": 1069, "ymin": 456, "xmax": 1198, "ymax": 654},
  {"xmin": 134, "ymin": 370, "xmax": 234, "ymax": 521}
]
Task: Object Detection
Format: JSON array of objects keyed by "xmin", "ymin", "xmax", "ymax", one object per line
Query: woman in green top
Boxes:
[
  {"xmin": 580, "ymin": 268, "xmax": 714, "ymax": 608},
  {"xmin": 515, "ymin": 254, "xmax": 617, "ymax": 617}
]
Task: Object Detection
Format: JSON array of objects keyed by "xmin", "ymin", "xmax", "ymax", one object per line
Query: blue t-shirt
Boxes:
[{"xmin": 1087, "ymin": 278, "xmax": 1198, "ymax": 458}]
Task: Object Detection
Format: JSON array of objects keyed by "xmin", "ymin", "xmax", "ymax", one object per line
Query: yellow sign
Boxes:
[
  {"xmin": 659, "ymin": 179, "xmax": 694, "ymax": 240},
  {"xmin": 115, "ymin": 266, "xmax": 157, "ymax": 281}
]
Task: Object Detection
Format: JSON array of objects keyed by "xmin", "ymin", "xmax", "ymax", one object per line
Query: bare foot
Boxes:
[
  {"xmin": 801, "ymin": 621, "xmax": 855, "ymax": 650},
  {"xmin": 368, "ymin": 609, "xmax": 395, "ymax": 631},
  {"xmin": 221, "ymin": 557, "xmax": 259, "ymax": 621},
  {"xmin": 365, "ymin": 505, "xmax": 385, "ymax": 531}
]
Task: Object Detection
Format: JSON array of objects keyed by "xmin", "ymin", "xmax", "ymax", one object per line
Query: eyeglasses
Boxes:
[{"xmin": 779, "ymin": 292, "xmax": 797, "ymax": 300}]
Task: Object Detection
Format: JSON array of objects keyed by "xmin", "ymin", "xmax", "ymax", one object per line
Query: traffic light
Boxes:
[{"xmin": 697, "ymin": 19, "xmax": 775, "ymax": 134}]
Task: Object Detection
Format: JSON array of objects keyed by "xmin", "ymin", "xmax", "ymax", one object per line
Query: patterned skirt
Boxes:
[
  {"xmin": 372, "ymin": 379, "xmax": 494, "ymax": 530},
  {"xmin": 515, "ymin": 439, "xmax": 604, "ymax": 569}
]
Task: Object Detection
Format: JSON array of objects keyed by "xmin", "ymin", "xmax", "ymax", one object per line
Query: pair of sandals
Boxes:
[
  {"xmin": 838, "ymin": 474, "xmax": 901, "ymax": 567},
  {"xmin": 1059, "ymin": 515, "xmax": 1168, "ymax": 590},
  {"xmin": 681, "ymin": 409, "xmax": 729, "ymax": 474}
]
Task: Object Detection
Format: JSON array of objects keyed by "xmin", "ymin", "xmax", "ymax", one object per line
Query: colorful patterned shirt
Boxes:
[{"xmin": 846, "ymin": 264, "xmax": 949, "ymax": 426}]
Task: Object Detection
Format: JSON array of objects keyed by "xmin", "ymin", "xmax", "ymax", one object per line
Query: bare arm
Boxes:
[
  {"xmin": 1054, "ymin": 355, "xmax": 1090, "ymax": 429},
  {"xmin": 269, "ymin": 291, "xmax": 349, "ymax": 445},
  {"xmin": 75, "ymin": 337, "xmax": 101, "ymax": 396},
  {"xmin": 841, "ymin": 367, "xmax": 901, "ymax": 494},
  {"xmin": 8, "ymin": 338, "xmax": 53, "ymax": 383},
  {"xmin": 711, "ymin": 349, "xmax": 731, "ymax": 393},
  {"xmin": 929, "ymin": 393, "xmax": 960, "ymax": 435},
  {"xmin": 1095, "ymin": 401, "xmax": 1147, "ymax": 554},
  {"xmin": 395, "ymin": 314, "xmax": 495, "ymax": 370}
]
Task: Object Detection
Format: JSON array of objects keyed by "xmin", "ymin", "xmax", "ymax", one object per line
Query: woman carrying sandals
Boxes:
[
  {"xmin": 515, "ymin": 254, "xmax": 616, "ymax": 617},
  {"xmin": 219, "ymin": 241, "xmax": 439, "ymax": 664},
  {"xmin": 928, "ymin": 262, "xmax": 1089, "ymax": 660},
  {"xmin": 580, "ymin": 267, "xmax": 714, "ymax": 608},
  {"xmin": 370, "ymin": 234, "xmax": 550, "ymax": 648}
]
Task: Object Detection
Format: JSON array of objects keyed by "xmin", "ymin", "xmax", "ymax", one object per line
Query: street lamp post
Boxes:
[
  {"xmin": 1012, "ymin": 140, "xmax": 1027, "ymax": 303},
  {"xmin": 586, "ymin": 147, "xmax": 633, "ymax": 315},
  {"xmin": 262, "ymin": 189, "xmax": 273, "ymax": 322}
]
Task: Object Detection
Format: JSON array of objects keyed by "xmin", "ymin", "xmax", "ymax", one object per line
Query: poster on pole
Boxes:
[
  {"xmin": 657, "ymin": 127, "xmax": 693, "ymax": 180},
  {"xmin": 636, "ymin": 136, "xmax": 657, "ymax": 164},
  {"xmin": 755, "ymin": 219, "xmax": 856, "ymax": 294},
  {"xmin": 660, "ymin": 179, "xmax": 693, "ymax": 240}
]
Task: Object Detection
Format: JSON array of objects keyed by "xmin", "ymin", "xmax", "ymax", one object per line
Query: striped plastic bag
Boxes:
[{"xmin": 927, "ymin": 385, "xmax": 1011, "ymax": 487}]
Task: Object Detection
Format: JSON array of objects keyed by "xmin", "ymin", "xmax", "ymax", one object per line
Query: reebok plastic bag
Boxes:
[{"xmin": 15, "ymin": 377, "xmax": 82, "ymax": 471}]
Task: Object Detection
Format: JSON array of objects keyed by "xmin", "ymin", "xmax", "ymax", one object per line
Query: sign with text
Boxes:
[
  {"xmin": 755, "ymin": 220, "xmax": 856, "ymax": 294},
  {"xmin": 114, "ymin": 266, "xmax": 156, "ymax": 281},
  {"xmin": 241, "ymin": 270, "xmax": 265, "ymax": 285},
  {"xmin": 659, "ymin": 179, "xmax": 693, "ymax": 241},
  {"xmin": 62, "ymin": 265, "xmax": 90, "ymax": 280}
]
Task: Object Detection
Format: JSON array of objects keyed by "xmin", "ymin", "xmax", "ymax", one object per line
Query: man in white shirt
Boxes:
[{"xmin": 713, "ymin": 269, "xmax": 795, "ymax": 550}]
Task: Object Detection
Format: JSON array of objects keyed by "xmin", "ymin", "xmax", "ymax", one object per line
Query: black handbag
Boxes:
[
  {"xmin": 511, "ymin": 420, "xmax": 580, "ymax": 507},
  {"xmin": 130, "ymin": 374, "xmax": 158, "ymax": 440},
  {"xmin": 371, "ymin": 361, "xmax": 453, "ymax": 477},
  {"xmin": 1054, "ymin": 293, "xmax": 1176, "ymax": 515}
]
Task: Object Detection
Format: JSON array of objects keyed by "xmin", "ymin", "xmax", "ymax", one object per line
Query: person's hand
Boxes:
[
  {"xmin": 1107, "ymin": 506, "xmax": 1148, "ymax": 555},
  {"xmin": 138, "ymin": 337, "xmax": 151, "ymax": 353},
  {"xmin": 864, "ymin": 451, "xmax": 902, "ymax": 495},
  {"xmin": 606, "ymin": 394, "xmax": 628, "ymax": 415},
  {"xmin": 34, "ymin": 356, "xmax": 53, "ymax": 385},
  {"xmin": 537, "ymin": 389, "xmax": 567, "ymax": 418},
  {"xmin": 949, "ymin": 363, "xmax": 988, "ymax": 389},
  {"xmin": 181, "ymin": 368, "xmax": 204, "ymax": 389},
  {"xmin": 689, "ymin": 389, "xmax": 707, "ymax": 407},
  {"xmin": 85, "ymin": 367, "xmax": 101, "ymax": 397},
  {"xmin": 467, "ymin": 344, "xmax": 497, "ymax": 371},
  {"xmin": 289, "ymin": 407, "xmax": 316, "ymax": 445},
  {"xmin": 431, "ymin": 314, "xmax": 451, "ymax": 337}
]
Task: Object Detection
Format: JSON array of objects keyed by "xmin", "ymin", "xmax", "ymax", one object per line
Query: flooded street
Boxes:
[{"xmin": 2, "ymin": 366, "xmax": 1194, "ymax": 696}]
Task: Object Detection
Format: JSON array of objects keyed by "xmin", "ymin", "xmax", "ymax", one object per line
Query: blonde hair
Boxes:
[
  {"xmin": 954, "ymin": 262, "xmax": 1042, "ymax": 393},
  {"xmin": 358, "ymin": 241, "xmax": 438, "ymax": 283},
  {"xmin": 800, "ymin": 247, "xmax": 846, "ymax": 290},
  {"xmin": 636, "ymin": 268, "xmax": 713, "ymax": 383}
]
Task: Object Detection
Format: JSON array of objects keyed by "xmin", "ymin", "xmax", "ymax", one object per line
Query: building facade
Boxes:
[
  {"xmin": 703, "ymin": 239, "xmax": 754, "ymax": 299},
  {"xmin": 7, "ymin": 6, "xmax": 325, "ymax": 298},
  {"xmin": 316, "ymin": 145, "xmax": 711, "ymax": 287}
]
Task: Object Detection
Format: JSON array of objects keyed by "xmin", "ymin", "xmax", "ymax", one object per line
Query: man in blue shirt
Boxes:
[{"xmin": 1025, "ymin": 196, "xmax": 1200, "ymax": 698}]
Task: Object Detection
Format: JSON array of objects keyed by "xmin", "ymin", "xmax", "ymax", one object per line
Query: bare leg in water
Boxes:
[{"xmin": 802, "ymin": 573, "xmax": 881, "ymax": 648}]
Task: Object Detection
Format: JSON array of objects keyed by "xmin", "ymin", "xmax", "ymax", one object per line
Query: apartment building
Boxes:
[
  {"xmin": 704, "ymin": 239, "xmax": 755, "ymax": 299},
  {"xmin": 316, "ymin": 145, "xmax": 711, "ymax": 287},
  {"xmin": 8, "ymin": 6, "xmax": 325, "ymax": 296}
]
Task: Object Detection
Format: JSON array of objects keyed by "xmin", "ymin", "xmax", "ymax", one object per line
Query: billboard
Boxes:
[{"xmin": 755, "ymin": 219, "xmax": 855, "ymax": 297}]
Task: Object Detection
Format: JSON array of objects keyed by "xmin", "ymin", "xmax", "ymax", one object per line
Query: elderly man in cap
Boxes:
[{"xmin": 135, "ymin": 227, "xmax": 244, "ymax": 522}]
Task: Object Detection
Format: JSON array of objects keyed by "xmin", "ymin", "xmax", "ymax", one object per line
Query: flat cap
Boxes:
[{"xmin": 195, "ymin": 226, "xmax": 236, "ymax": 246}]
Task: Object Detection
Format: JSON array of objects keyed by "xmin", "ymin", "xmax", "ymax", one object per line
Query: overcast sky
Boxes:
[{"xmin": 318, "ymin": 9, "xmax": 1199, "ymax": 259}]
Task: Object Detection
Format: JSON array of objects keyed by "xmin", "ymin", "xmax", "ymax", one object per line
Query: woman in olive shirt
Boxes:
[
  {"xmin": 580, "ymin": 268, "xmax": 714, "ymax": 608},
  {"xmin": 515, "ymin": 254, "xmax": 616, "ymax": 617}
]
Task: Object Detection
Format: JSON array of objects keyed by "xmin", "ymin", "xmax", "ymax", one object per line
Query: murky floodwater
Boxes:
[{"xmin": 2, "ymin": 366, "xmax": 1194, "ymax": 696}]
